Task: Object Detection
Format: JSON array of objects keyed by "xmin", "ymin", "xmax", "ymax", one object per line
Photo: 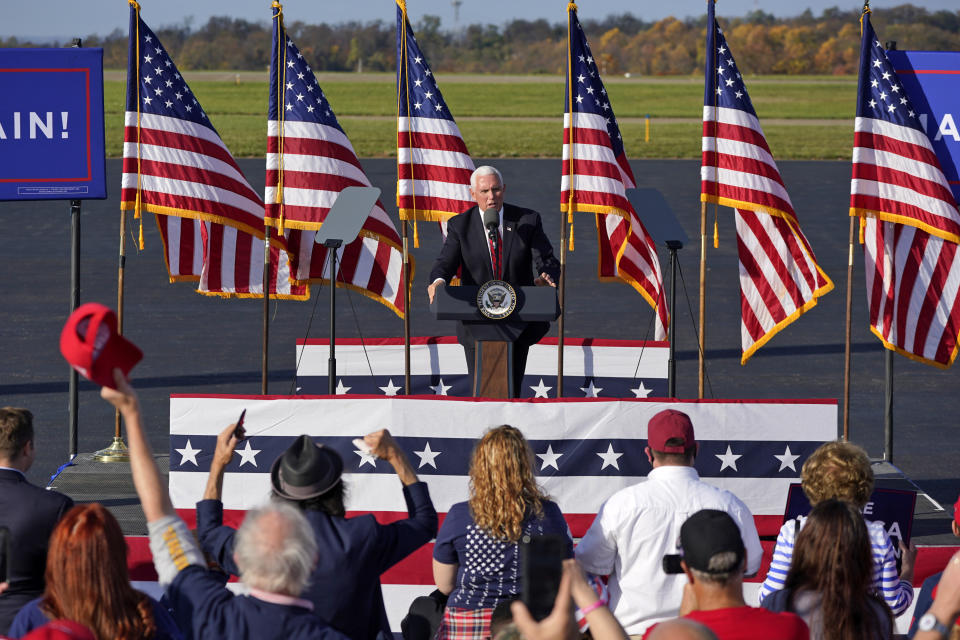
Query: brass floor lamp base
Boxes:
[{"xmin": 92, "ymin": 437, "xmax": 130, "ymax": 463}]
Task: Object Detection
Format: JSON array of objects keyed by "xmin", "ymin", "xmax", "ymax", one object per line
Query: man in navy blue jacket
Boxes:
[
  {"xmin": 427, "ymin": 166, "xmax": 560, "ymax": 397},
  {"xmin": 197, "ymin": 425, "xmax": 438, "ymax": 640},
  {"xmin": 0, "ymin": 408, "xmax": 73, "ymax": 634}
]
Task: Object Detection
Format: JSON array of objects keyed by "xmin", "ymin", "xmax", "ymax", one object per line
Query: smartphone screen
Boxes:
[{"xmin": 520, "ymin": 534, "xmax": 566, "ymax": 621}]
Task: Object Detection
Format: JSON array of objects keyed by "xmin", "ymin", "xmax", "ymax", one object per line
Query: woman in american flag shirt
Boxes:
[{"xmin": 432, "ymin": 425, "xmax": 573, "ymax": 640}]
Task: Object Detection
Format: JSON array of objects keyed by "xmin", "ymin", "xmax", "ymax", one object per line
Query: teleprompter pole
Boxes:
[
  {"xmin": 667, "ymin": 241, "xmax": 681, "ymax": 398},
  {"xmin": 326, "ymin": 241, "xmax": 341, "ymax": 395}
]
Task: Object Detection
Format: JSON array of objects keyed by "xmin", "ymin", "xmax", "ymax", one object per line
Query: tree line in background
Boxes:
[{"xmin": 3, "ymin": 4, "xmax": 959, "ymax": 75}]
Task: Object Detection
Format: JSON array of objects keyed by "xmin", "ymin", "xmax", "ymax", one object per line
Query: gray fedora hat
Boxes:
[{"xmin": 270, "ymin": 434, "xmax": 343, "ymax": 500}]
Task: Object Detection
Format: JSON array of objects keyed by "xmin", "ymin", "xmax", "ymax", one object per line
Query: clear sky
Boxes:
[{"xmin": 5, "ymin": 0, "xmax": 958, "ymax": 42}]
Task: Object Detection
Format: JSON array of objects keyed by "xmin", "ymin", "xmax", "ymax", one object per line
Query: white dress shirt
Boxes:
[{"xmin": 574, "ymin": 465, "xmax": 764, "ymax": 636}]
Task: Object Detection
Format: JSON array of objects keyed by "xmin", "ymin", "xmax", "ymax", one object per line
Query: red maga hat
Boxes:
[
  {"xmin": 59, "ymin": 303, "xmax": 142, "ymax": 390},
  {"xmin": 647, "ymin": 409, "xmax": 696, "ymax": 453}
]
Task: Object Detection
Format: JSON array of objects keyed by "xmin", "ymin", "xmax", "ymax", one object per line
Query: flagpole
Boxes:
[
  {"xmin": 402, "ymin": 221, "xmax": 412, "ymax": 394},
  {"xmin": 94, "ymin": 22, "xmax": 134, "ymax": 463},
  {"xmin": 698, "ymin": 202, "xmax": 707, "ymax": 398},
  {"xmin": 558, "ymin": 3, "xmax": 579, "ymax": 398},
  {"xmin": 262, "ymin": 225, "xmax": 271, "ymax": 395},
  {"xmin": 398, "ymin": 2, "xmax": 413, "ymax": 396},
  {"xmin": 842, "ymin": 216, "xmax": 855, "ymax": 441},
  {"xmin": 844, "ymin": 2, "xmax": 872, "ymax": 442},
  {"xmin": 92, "ymin": 205, "xmax": 132, "ymax": 463},
  {"xmin": 265, "ymin": 1, "xmax": 285, "ymax": 396},
  {"xmin": 698, "ymin": 0, "xmax": 715, "ymax": 400}
]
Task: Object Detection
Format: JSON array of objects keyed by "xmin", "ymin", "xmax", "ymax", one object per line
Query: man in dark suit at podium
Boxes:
[{"xmin": 427, "ymin": 166, "xmax": 560, "ymax": 397}]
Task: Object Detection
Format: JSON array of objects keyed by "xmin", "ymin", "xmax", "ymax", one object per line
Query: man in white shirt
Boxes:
[{"xmin": 575, "ymin": 409, "xmax": 763, "ymax": 637}]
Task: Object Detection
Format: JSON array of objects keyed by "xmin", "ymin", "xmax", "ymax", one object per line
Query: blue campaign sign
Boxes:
[
  {"xmin": 888, "ymin": 50, "xmax": 960, "ymax": 205},
  {"xmin": 0, "ymin": 48, "xmax": 106, "ymax": 201},
  {"xmin": 783, "ymin": 483, "xmax": 917, "ymax": 571}
]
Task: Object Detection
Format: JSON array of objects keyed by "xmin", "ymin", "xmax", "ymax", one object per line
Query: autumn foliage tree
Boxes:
[{"xmin": 23, "ymin": 4, "xmax": 960, "ymax": 76}]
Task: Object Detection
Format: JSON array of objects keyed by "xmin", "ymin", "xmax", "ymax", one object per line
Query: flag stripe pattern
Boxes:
[
  {"xmin": 850, "ymin": 15, "xmax": 960, "ymax": 244},
  {"xmin": 561, "ymin": 7, "xmax": 667, "ymax": 340},
  {"xmin": 122, "ymin": 5, "xmax": 303, "ymax": 300},
  {"xmin": 854, "ymin": 13, "xmax": 960, "ymax": 368},
  {"xmin": 267, "ymin": 5, "xmax": 407, "ymax": 316},
  {"xmin": 862, "ymin": 217, "xmax": 960, "ymax": 367},
  {"xmin": 396, "ymin": 0, "xmax": 475, "ymax": 223},
  {"xmin": 154, "ymin": 215, "xmax": 203, "ymax": 282},
  {"xmin": 200, "ymin": 224, "xmax": 307, "ymax": 299},
  {"xmin": 701, "ymin": 1, "xmax": 832, "ymax": 363}
]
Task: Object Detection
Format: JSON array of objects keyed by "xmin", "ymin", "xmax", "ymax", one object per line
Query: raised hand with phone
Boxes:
[
  {"xmin": 202, "ymin": 409, "xmax": 246, "ymax": 501},
  {"xmin": 194, "ymin": 424, "xmax": 437, "ymax": 640},
  {"xmin": 510, "ymin": 559, "xmax": 628, "ymax": 640}
]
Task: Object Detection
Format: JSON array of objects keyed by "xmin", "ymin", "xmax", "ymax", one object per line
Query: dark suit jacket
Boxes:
[
  {"xmin": 428, "ymin": 204, "xmax": 560, "ymax": 286},
  {"xmin": 0, "ymin": 469, "xmax": 73, "ymax": 634},
  {"xmin": 196, "ymin": 481, "xmax": 438, "ymax": 640}
]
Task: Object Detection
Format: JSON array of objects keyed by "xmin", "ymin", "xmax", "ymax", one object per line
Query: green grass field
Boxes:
[{"xmin": 104, "ymin": 74, "xmax": 859, "ymax": 158}]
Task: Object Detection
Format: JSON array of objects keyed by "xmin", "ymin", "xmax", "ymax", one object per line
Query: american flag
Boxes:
[
  {"xmin": 121, "ymin": 4, "xmax": 305, "ymax": 300},
  {"xmin": 165, "ymin": 395, "xmax": 837, "ymax": 628},
  {"xmin": 396, "ymin": 0, "xmax": 475, "ymax": 234},
  {"xmin": 561, "ymin": 5, "xmax": 668, "ymax": 341},
  {"xmin": 852, "ymin": 12, "xmax": 960, "ymax": 368},
  {"xmin": 701, "ymin": 0, "xmax": 832, "ymax": 363},
  {"xmin": 267, "ymin": 4, "xmax": 407, "ymax": 316}
]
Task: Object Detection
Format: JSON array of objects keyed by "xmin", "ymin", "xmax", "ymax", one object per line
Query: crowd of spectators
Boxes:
[{"xmin": 4, "ymin": 376, "xmax": 960, "ymax": 640}]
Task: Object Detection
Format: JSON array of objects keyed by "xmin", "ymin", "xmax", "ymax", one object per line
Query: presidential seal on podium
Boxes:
[{"xmin": 476, "ymin": 280, "xmax": 517, "ymax": 319}]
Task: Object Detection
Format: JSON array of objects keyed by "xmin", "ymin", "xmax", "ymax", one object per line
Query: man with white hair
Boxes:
[
  {"xmin": 99, "ymin": 371, "xmax": 348, "ymax": 640},
  {"xmin": 427, "ymin": 165, "xmax": 560, "ymax": 397}
]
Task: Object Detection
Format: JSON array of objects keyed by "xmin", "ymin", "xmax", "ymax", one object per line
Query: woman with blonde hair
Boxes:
[
  {"xmin": 8, "ymin": 503, "xmax": 181, "ymax": 640},
  {"xmin": 432, "ymin": 425, "xmax": 572, "ymax": 640},
  {"xmin": 757, "ymin": 440, "xmax": 915, "ymax": 615}
]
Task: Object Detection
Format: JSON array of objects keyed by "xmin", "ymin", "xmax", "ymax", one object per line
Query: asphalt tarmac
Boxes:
[{"xmin": 3, "ymin": 158, "xmax": 959, "ymax": 519}]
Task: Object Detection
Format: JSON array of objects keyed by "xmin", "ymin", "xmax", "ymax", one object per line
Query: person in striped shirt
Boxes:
[{"xmin": 757, "ymin": 440, "xmax": 916, "ymax": 615}]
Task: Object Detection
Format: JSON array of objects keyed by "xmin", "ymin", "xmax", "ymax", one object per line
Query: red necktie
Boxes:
[{"xmin": 488, "ymin": 231, "xmax": 501, "ymax": 280}]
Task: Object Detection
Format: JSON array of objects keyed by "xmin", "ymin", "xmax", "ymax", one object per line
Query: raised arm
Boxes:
[
  {"xmin": 364, "ymin": 429, "xmax": 439, "ymax": 570},
  {"xmin": 100, "ymin": 369, "xmax": 172, "ymax": 522},
  {"xmin": 100, "ymin": 369, "xmax": 205, "ymax": 589},
  {"xmin": 202, "ymin": 423, "xmax": 243, "ymax": 501},
  {"xmin": 916, "ymin": 551, "xmax": 960, "ymax": 640}
]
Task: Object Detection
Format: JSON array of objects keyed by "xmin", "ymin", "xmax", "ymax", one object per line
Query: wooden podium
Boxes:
[{"xmin": 430, "ymin": 284, "xmax": 560, "ymax": 398}]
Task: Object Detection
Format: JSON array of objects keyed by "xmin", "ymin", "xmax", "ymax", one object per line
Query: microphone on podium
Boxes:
[
  {"xmin": 482, "ymin": 207, "xmax": 500, "ymax": 278},
  {"xmin": 482, "ymin": 207, "xmax": 499, "ymax": 238}
]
